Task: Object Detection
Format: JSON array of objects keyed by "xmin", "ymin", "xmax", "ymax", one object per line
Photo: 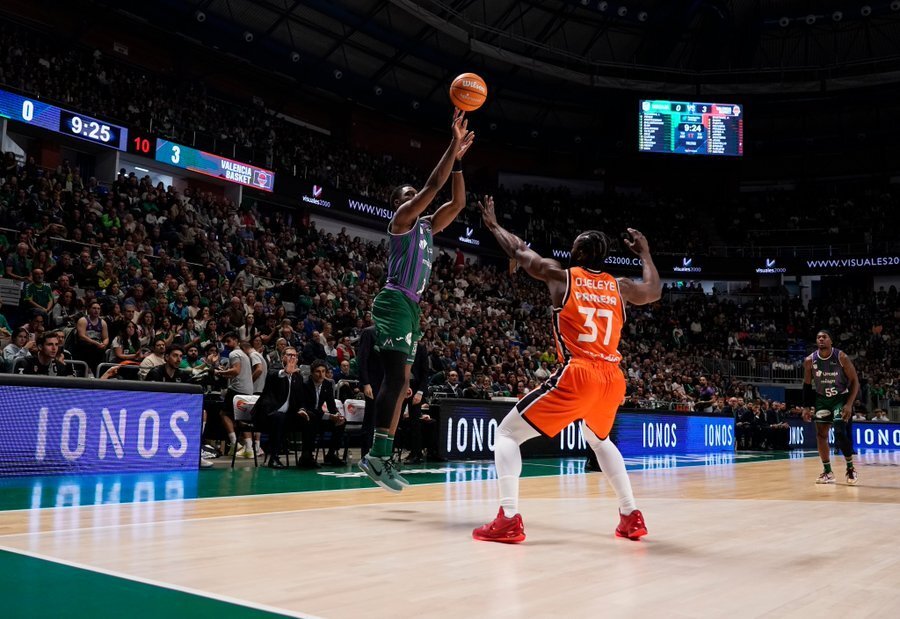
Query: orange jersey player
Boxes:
[{"xmin": 472, "ymin": 197, "xmax": 661, "ymax": 544}]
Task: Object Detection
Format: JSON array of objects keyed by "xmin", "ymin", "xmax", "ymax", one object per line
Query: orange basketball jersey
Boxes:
[{"xmin": 553, "ymin": 267, "xmax": 625, "ymax": 364}]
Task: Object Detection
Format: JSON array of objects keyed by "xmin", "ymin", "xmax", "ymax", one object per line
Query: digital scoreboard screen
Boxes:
[{"xmin": 639, "ymin": 99, "xmax": 743, "ymax": 156}]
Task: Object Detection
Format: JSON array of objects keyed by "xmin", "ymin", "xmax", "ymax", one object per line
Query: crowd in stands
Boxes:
[
  {"xmin": 0, "ymin": 19, "xmax": 897, "ymax": 466},
  {"xmin": 2, "ymin": 18, "xmax": 899, "ymax": 259},
  {"xmin": 0, "ymin": 20, "xmax": 421, "ymax": 201},
  {"xmin": 0, "ymin": 143, "xmax": 896, "ymax": 430}
]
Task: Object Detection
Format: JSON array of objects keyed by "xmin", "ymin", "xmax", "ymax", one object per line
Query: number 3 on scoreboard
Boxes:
[
  {"xmin": 577, "ymin": 306, "xmax": 613, "ymax": 345},
  {"xmin": 170, "ymin": 145, "xmax": 181, "ymax": 164}
]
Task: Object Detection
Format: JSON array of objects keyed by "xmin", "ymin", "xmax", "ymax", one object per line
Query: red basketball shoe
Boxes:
[
  {"xmin": 472, "ymin": 508, "xmax": 526, "ymax": 543},
  {"xmin": 615, "ymin": 509, "xmax": 648, "ymax": 540}
]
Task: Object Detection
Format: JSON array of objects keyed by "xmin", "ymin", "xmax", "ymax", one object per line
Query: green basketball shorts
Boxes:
[
  {"xmin": 813, "ymin": 394, "xmax": 849, "ymax": 423},
  {"xmin": 372, "ymin": 289, "xmax": 422, "ymax": 364}
]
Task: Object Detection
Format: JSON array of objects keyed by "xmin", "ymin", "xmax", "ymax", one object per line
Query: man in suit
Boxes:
[
  {"xmin": 251, "ymin": 346, "xmax": 304, "ymax": 468},
  {"xmin": 357, "ymin": 326, "xmax": 382, "ymax": 458},
  {"xmin": 761, "ymin": 400, "xmax": 789, "ymax": 450},
  {"xmin": 402, "ymin": 341, "xmax": 431, "ymax": 464},
  {"xmin": 297, "ymin": 359, "xmax": 346, "ymax": 468}
]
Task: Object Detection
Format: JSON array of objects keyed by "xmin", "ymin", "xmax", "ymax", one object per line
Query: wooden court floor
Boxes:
[{"xmin": 3, "ymin": 451, "xmax": 900, "ymax": 618}]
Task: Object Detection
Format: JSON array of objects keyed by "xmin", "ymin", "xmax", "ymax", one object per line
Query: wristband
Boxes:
[
  {"xmin": 452, "ymin": 159, "xmax": 463, "ymax": 172},
  {"xmin": 802, "ymin": 383, "xmax": 814, "ymax": 407}
]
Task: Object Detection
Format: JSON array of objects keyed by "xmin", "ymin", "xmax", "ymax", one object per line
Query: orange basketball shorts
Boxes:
[{"xmin": 516, "ymin": 359, "xmax": 626, "ymax": 440}]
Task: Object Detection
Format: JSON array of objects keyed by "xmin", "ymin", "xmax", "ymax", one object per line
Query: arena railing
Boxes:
[{"xmin": 692, "ymin": 356, "xmax": 803, "ymax": 383}]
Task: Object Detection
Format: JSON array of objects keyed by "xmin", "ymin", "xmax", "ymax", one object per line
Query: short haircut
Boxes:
[
  {"xmin": 310, "ymin": 359, "xmax": 327, "ymax": 372},
  {"xmin": 165, "ymin": 345, "xmax": 184, "ymax": 357},
  {"xmin": 390, "ymin": 184, "xmax": 411, "ymax": 207},
  {"xmin": 222, "ymin": 331, "xmax": 238, "ymax": 342},
  {"xmin": 37, "ymin": 331, "xmax": 59, "ymax": 346}
]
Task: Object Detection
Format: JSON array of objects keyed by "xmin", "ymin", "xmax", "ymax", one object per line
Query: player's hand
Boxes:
[
  {"xmin": 451, "ymin": 109, "xmax": 468, "ymax": 142},
  {"xmin": 412, "ymin": 392, "xmax": 423, "ymax": 405},
  {"xmin": 623, "ymin": 228, "xmax": 650, "ymax": 257},
  {"xmin": 297, "ymin": 409, "xmax": 310, "ymax": 421},
  {"xmin": 478, "ymin": 195, "xmax": 498, "ymax": 230},
  {"xmin": 841, "ymin": 405, "xmax": 852, "ymax": 422},
  {"xmin": 456, "ymin": 129, "xmax": 475, "ymax": 160},
  {"xmin": 363, "ymin": 384, "xmax": 373, "ymax": 399},
  {"xmin": 334, "ymin": 414, "xmax": 345, "ymax": 427}
]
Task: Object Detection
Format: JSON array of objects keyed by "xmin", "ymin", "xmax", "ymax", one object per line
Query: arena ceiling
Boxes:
[
  {"xmin": 178, "ymin": 0, "xmax": 900, "ymax": 88},
  {"xmin": 94, "ymin": 0, "xmax": 900, "ymax": 139}
]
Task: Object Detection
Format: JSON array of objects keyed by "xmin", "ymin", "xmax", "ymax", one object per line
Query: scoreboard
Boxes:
[
  {"xmin": 639, "ymin": 99, "xmax": 743, "ymax": 157},
  {"xmin": 0, "ymin": 85, "xmax": 274, "ymax": 191}
]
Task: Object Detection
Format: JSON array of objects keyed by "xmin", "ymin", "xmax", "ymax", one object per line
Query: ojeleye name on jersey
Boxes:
[
  {"xmin": 574, "ymin": 291, "xmax": 618, "ymax": 304},
  {"xmin": 575, "ymin": 277, "xmax": 617, "ymax": 290}
]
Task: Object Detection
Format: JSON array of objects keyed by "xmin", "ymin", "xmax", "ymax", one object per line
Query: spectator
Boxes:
[
  {"xmin": 432, "ymin": 370, "xmax": 463, "ymax": 398},
  {"xmin": 20, "ymin": 331, "xmax": 73, "ymax": 376},
  {"xmin": 145, "ymin": 345, "xmax": 191, "ymax": 383},
  {"xmin": 111, "ymin": 321, "xmax": 144, "ymax": 364},
  {"xmin": 3, "ymin": 327, "xmax": 35, "ymax": 371},
  {"xmin": 180, "ymin": 343, "xmax": 204, "ymax": 371},
  {"xmin": 5, "ymin": 242, "xmax": 31, "ymax": 281},
  {"xmin": 49, "ymin": 289, "xmax": 79, "ymax": 329},
  {"xmin": 296, "ymin": 359, "xmax": 346, "ymax": 468},
  {"xmin": 215, "ymin": 332, "xmax": 256, "ymax": 458},
  {"xmin": 694, "ymin": 376, "xmax": 717, "ymax": 413},
  {"xmin": 250, "ymin": 346, "xmax": 304, "ymax": 469},
  {"xmin": 244, "ymin": 339, "xmax": 267, "ymax": 394},
  {"xmin": 74, "ymin": 302, "xmax": 109, "ymax": 374},
  {"xmin": 22, "ymin": 268, "xmax": 53, "ymax": 317},
  {"xmin": 145, "ymin": 345, "xmax": 213, "ymax": 468},
  {"xmin": 139, "ymin": 339, "xmax": 167, "ymax": 379},
  {"xmin": 464, "ymin": 375, "xmax": 493, "ymax": 400}
]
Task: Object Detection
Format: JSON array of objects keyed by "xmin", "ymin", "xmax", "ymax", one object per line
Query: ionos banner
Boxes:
[
  {"xmin": 0, "ymin": 384, "xmax": 203, "ymax": 477},
  {"xmin": 437, "ymin": 400, "xmax": 734, "ymax": 460},
  {"xmin": 786, "ymin": 417, "xmax": 900, "ymax": 451}
]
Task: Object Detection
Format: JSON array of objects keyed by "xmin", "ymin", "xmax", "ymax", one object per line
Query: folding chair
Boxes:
[
  {"xmin": 231, "ymin": 394, "xmax": 259, "ymax": 468},
  {"xmin": 341, "ymin": 398, "xmax": 366, "ymax": 463}
]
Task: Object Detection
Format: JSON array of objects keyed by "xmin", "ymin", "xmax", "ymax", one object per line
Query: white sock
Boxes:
[
  {"xmin": 495, "ymin": 411, "xmax": 539, "ymax": 518},
  {"xmin": 253, "ymin": 440, "xmax": 261, "ymax": 451},
  {"xmin": 244, "ymin": 438, "xmax": 253, "ymax": 451},
  {"xmin": 584, "ymin": 427, "xmax": 637, "ymax": 515},
  {"xmin": 228, "ymin": 432, "xmax": 237, "ymax": 445}
]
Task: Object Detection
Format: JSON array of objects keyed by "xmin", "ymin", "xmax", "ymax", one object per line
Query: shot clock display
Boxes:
[{"xmin": 639, "ymin": 99, "xmax": 743, "ymax": 156}]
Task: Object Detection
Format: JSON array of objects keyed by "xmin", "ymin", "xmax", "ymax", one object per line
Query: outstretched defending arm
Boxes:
[
  {"xmin": 392, "ymin": 110, "xmax": 471, "ymax": 233},
  {"xmin": 478, "ymin": 196, "xmax": 566, "ymax": 285},
  {"xmin": 617, "ymin": 229, "xmax": 661, "ymax": 306}
]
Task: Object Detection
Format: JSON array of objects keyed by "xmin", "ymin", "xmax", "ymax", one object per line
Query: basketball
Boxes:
[{"xmin": 449, "ymin": 72, "xmax": 487, "ymax": 112}]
